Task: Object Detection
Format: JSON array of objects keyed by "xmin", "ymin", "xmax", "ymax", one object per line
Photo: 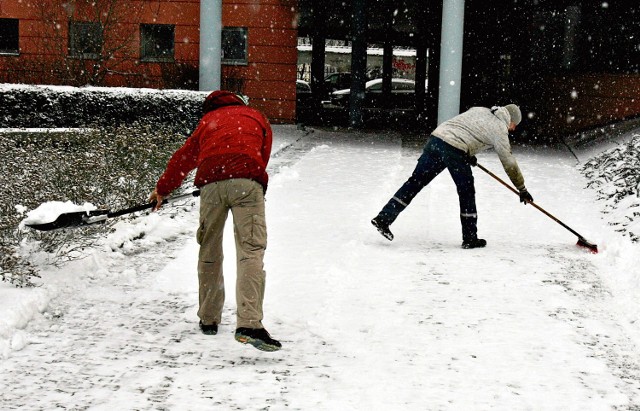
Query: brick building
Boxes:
[
  {"xmin": 2, "ymin": 1, "xmax": 639, "ymax": 134},
  {"xmin": 0, "ymin": 0, "xmax": 298, "ymax": 123}
]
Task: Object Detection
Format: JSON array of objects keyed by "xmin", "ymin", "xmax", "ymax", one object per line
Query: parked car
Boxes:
[
  {"xmin": 296, "ymin": 80, "xmax": 314, "ymax": 122},
  {"xmin": 296, "ymin": 79, "xmax": 312, "ymax": 95},
  {"xmin": 330, "ymin": 78, "xmax": 421, "ymax": 109},
  {"xmin": 324, "ymin": 72, "xmax": 352, "ymax": 94}
]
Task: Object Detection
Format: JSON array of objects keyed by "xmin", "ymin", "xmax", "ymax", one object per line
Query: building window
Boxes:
[
  {"xmin": 0, "ymin": 18, "xmax": 19, "ymax": 55},
  {"xmin": 68, "ymin": 21, "xmax": 103, "ymax": 59},
  {"xmin": 222, "ymin": 27, "xmax": 248, "ymax": 65},
  {"xmin": 140, "ymin": 24, "xmax": 175, "ymax": 62}
]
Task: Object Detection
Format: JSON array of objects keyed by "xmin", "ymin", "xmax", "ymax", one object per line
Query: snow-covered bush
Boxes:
[
  {"xmin": 0, "ymin": 84, "xmax": 206, "ymax": 286},
  {"xmin": 0, "ymin": 234, "xmax": 40, "ymax": 288},
  {"xmin": 0, "ymin": 84, "xmax": 205, "ymax": 132},
  {"xmin": 582, "ymin": 134, "xmax": 640, "ymax": 242},
  {"xmin": 0, "ymin": 125, "xmax": 187, "ymax": 286}
]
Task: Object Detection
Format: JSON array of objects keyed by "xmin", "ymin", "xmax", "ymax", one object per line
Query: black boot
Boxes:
[
  {"xmin": 460, "ymin": 214, "xmax": 485, "ymax": 249},
  {"xmin": 371, "ymin": 216, "xmax": 394, "ymax": 241},
  {"xmin": 199, "ymin": 320, "xmax": 218, "ymax": 335},
  {"xmin": 461, "ymin": 238, "xmax": 487, "ymax": 249}
]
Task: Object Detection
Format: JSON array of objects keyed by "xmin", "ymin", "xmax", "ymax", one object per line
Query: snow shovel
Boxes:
[
  {"xmin": 476, "ymin": 163, "xmax": 598, "ymax": 253},
  {"xmin": 25, "ymin": 190, "xmax": 201, "ymax": 232}
]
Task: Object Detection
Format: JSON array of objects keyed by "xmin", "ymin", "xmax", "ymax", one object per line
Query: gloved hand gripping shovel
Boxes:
[
  {"xmin": 26, "ymin": 190, "xmax": 201, "ymax": 232},
  {"xmin": 476, "ymin": 163, "xmax": 598, "ymax": 253}
]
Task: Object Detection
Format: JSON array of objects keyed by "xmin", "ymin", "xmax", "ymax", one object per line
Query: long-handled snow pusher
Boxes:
[
  {"xmin": 476, "ymin": 163, "xmax": 598, "ymax": 253},
  {"xmin": 25, "ymin": 190, "xmax": 201, "ymax": 232}
]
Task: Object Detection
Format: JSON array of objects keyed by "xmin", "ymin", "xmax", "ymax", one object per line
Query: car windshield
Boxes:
[
  {"xmin": 367, "ymin": 81, "xmax": 383, "ymax": 91},
  {"xmin": 365, "ymin": 79, "xmax": 415, "ymax": 92}
]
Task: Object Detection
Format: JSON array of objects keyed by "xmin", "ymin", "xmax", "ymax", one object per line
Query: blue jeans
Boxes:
[{"xmin": 377, "ymin": 136, "xmax": 479, "ymax": 241}]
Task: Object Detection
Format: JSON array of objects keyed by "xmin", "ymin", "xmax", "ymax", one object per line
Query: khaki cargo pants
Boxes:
[{"xmin": 196, "ymin": 179, "xmax": 267, "ymax": 329}]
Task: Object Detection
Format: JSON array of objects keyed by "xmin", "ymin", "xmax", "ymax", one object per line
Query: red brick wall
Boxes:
[
  {"xmin": 539, "ymin": 74, "xmax": 640, "ymax": 135},
  {"xmin": 0, "ymin": 0, "xmax": 297, "ymax": 123},
  {"xmin": 223, "ymin": 0, "xmax": 298, "ymax": 123}
]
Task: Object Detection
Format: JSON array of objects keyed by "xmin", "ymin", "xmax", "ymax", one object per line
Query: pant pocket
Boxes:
[
  {"xmin": 250, "ymin": 214, "xmax": 267, "ymax": 248},
  {"xmin": 196, "ymin": 220, "xmax": 206, "ymax": 245},
  {"xmin": 238, "ymin": 213, "xmax": 266, "ymax": 251}
]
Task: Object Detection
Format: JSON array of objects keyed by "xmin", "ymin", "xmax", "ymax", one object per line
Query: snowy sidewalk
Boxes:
[{"xmin": 1, "ymin": 127, "xmax": 639, "ymax": 410}]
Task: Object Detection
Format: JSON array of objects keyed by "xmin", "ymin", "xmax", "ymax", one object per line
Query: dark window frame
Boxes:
[
  {"xmin": 222, "ymin": 27, "xmax": 248, "ymax": 65},
  {"xmin": 0, "ymin": 18, "xmax": 20, "ymax": 55},
  {"xmin": 68, "ymin": 21, "xmax": 103, "ymax": 59},
  {"xmin": 140, "ymin": 23, "xmax": 175, "ymax": 62}
]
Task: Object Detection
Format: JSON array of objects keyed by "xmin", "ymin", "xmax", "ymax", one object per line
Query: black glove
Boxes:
[
  {"xmin": 467, "ymin": 155, "xmax": 478, "ymax": 166},
  {"xmin": 519, "ymin": 189, "xmax": 534, "ymax": 204}
]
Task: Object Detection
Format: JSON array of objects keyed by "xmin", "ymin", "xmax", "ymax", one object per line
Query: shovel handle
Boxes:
[
  {"xmin": 107, "ymin": 189, "xmax": 201, "ymax": 218},
  {"xmin": 107, "ymin": 202, "xmax": 155, "ymax": 218}
]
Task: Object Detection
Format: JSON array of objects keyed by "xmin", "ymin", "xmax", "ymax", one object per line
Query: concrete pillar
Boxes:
[
  {"xmin": 437, "ymin": 0, "xmax": 465, "ymax": 124},
  {"xmin": 562, "ymin": 5, "xmax": 581, "ymax": 70},
  {"xmin": 382, "ymin": 42, "xmax": 393, "ymax": 108},
  {"xmin": 349, "ymin": 0, "xmax": 367, "ymax": 128},
  {"xmin": 199, "ymin": 0, "xmax": 222, "ymax": 91},
  {"xmin": 308, "ymin": 0, "xmax": 327, "ymax": 124},
  {"xmin": 310, "ymin": 1, "xmax": 327, "ymax": 99},
  {"xmin": 381, "ymin": 4, "xmax": 393, "ymax": 105},
  {"xmin": 425, "ymin": 2, "xmax": 442, "ymax": 131},
  {"xmin": 415, "ymin": 43, "xmax": 428, "ymax": 120}
]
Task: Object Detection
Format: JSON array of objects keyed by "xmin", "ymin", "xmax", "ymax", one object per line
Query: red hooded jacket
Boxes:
[{"xmin": 156, "ymin": 91, "xmax": 273, "ymax": 196}]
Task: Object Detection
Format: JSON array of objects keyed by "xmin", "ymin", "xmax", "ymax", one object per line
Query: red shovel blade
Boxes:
[{"xmin": 577, "ymin": 237, "xmax": 598, "ymax": 254}]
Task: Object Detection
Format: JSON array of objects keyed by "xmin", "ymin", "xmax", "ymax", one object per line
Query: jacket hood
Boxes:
[
  {"xmin": 203, "ymin": 90, "xmax": 246, "ymax": 114},
  {"xmin": 491, "ymin": 106, "xmax": 512, "ymax": 127}
]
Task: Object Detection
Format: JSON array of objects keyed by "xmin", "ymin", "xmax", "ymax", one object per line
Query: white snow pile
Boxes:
[
  {"xmin": 1, "ymin": 123, "xmax": 640, "ymax": 409},
  {"xmin": 20, "ymin": 201, "xmax": 97, "ymax": 227},
  {"xmin": 582, "ymin": 132, "xmax": 640, "ymax": 242}
]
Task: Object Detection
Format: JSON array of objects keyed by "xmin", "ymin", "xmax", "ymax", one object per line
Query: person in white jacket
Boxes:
[{"xmin": 371, "ymin": 104, "xmax": 533, "ymax": 248}]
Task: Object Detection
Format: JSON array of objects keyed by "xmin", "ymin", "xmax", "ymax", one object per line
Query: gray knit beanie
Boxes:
[{"xmin": 505, "ymin": 104, "xmax": 522, "ymax": 125}]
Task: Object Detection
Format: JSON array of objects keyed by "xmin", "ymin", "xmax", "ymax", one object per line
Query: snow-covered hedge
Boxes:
[
  {"xmin": 0, "ymin": 124, "xmax": 187, "ymax": 286},
  {"xmin": 0, "ymin": 84, "xmax": 211, "ymax": 287},
  {"xmin": 0, "ymin": 84, "xmax": 206, "ymax": 286},
  {"xmin": 0, "ymin": 84, "xmax": 207, "ymax": 132},
  {"xmin": 582, "ymin": 134, "xmax": 640, "ymax": 242}
]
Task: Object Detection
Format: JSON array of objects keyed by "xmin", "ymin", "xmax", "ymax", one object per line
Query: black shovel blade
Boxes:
[{"xmin": 25, "ymin": 209, "xmax": 109, "ymax": 232}]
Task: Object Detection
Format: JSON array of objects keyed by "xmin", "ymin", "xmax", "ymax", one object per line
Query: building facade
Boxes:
[
  {"xmin": 0, "ymin": 0, "xmax": 298, "ymax": 123},
  {"xmin": 296, "ymin": 0, "xmax": 640, "ymax": 137},
  {"xmin": 1, "ymin": 0, "xmax": 638, "ymax": 134}
]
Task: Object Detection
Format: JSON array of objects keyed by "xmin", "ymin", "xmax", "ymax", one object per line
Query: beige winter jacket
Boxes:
[{"xmin": 431, "ymin": 106, "xmax": 526, "ymax": 191}]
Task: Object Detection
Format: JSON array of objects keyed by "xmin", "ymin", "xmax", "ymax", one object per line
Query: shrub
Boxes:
[
  {"xmin": 582, "ymin": 135, "xmax": 640, "ymax": 242},
  {"xmin": 0, "ymin": 84, "xmax": 205, "ymax": 132},
  {"xmin": 0, "ymin": 124, "xmax": 188, "ymax": 286}
]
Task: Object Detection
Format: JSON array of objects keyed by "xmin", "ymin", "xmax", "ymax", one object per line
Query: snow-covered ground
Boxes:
[{"xmin": 1, "ymin": 124, "xmax": 639, "ymax": 410}]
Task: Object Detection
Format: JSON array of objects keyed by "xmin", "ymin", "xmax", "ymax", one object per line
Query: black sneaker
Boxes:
[
  {"xmin": 199, "ymin": 320, "xmax": 218, "ymax": 335},
  {"xmin": 235, "ymin": 327, "xmax": 282, "ymax": 352},
  {"xmin": 461, "ymin": 238, "xmax": 487, "ymax": 249},
  {"xmin": 371, "ymin": 217, "xmax": 394, "ymax": 241}
]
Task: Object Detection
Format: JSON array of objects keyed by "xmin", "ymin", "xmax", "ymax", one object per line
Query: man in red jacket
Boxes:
[{"xmin": 149, "ymin": 90, "xmax": 281, "ymax": 351}]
